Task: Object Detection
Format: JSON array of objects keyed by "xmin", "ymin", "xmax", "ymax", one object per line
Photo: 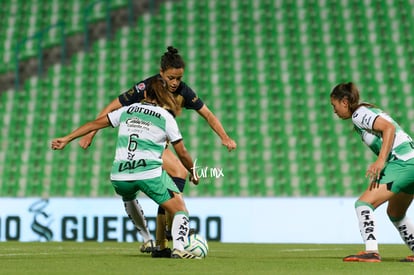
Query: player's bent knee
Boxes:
[
  {"xmin": 162, "ymin": 149, "xmax": 188, "ymax": 179},
  {"xmin": 386, "ymin": 208, "xmax": 407, "ymax": 220},
  {"xmin": 161, "ymin": 195, "xmax": 186, "ymax": 215},
  {"xmin": 164, "ymin": 163, "xmax": 187, "ymax": 179}
]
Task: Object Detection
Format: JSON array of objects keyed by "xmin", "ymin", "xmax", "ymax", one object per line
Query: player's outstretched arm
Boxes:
[
  {"xmin": 52, "ymin": 116, "xmax": 111, "ymax": 150},
  {"xmin": 78, "ymin": 98, "xmax": 122, "ymax": 149},
  {"xmin": 196, "ymin": 105, "xmax": 237, "ymax": 151},
  {"xmin": 172, "ymin": 140, "xmax": 199, "ymax": 185}
]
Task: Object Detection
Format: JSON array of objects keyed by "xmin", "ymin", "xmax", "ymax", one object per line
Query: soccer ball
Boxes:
[{"xmin": 184, "ymin": 234, "xmax": 209, "ymax": 258}]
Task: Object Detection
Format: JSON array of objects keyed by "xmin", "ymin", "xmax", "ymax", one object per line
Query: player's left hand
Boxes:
[
  {"xmin": 222, "ymin": 138, "xmax": 237, "ymax": 151},
  {"xmin": 189, "ymin": 173, "xmax": 199, "ymax": 185}
]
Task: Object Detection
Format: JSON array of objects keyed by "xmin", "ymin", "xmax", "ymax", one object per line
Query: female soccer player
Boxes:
[
  {"xmin": 51, "ymin": 77, "xmax": 200, "ymax": 259},
  {"xmin": 330, "ymin": 82, "xmax": 414, "ymax": 262},
  {"xmin": 78, "ymin": 46, "xmax": 237, "ymax": 257}
]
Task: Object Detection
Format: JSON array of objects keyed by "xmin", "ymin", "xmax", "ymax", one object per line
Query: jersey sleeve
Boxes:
[
  {"xmin": 165, "ymin": 112, "xmax": 182, "ymax": 143},
  {"xmin": 107, "ymin": 106, "xmax": 126, "ymax": 128},
  {"xmin": 180, "ymin": 83, "xmax": 204, "ymax": 110},
  {"xmin": 118, "ymin": 81, "xmax": 146, "ymax": 106},
  {"xmin": 352, "ymin": 106, "xmax": 379, "ymax": 130}
]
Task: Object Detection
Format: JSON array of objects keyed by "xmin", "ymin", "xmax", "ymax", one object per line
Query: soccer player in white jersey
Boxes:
[
  {"xmin": 78, "ymin": 46, "xmax": 236, "ymax": 257},
  {"xmin": 51, "ymin": 77, "xmax": 201, "ymax": 259},
  {"xmin": 330, "ymin": 82, "xmax": 414, "ymax": 262}
]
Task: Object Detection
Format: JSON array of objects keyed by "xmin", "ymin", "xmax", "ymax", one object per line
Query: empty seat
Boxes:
[{"xmin": 2, "ymin": 0, "xmax": 414, "ymax": 198}]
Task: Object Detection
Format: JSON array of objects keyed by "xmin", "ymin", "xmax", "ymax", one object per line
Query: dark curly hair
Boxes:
[{"xmin": 160, "ymin": 46, "xmax": 185, "ymax": 71}]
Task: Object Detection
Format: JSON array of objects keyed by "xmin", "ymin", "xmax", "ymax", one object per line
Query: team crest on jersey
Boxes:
[{"xmin": 137, "ymin": 82, "xmax": 146, "ymax": 92}]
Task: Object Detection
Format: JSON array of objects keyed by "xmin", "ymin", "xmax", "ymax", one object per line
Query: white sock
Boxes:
[
  {"xmin": 124, "ymin": 200, "xmax": 152, "ymax": 242},
  {"xmin": 171, "ymin": 211, "xmax": 190, "ymax": 251},
  {"xmin": 355, "ymin": 201, "xmax": 378, "ymax": 252},
  {"xmin": 391, "ymin": 216, "xmax": 414, "ymax": 253}
]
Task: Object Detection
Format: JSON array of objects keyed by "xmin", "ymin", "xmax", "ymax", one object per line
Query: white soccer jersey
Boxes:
[
  {"xmin": 352, "ymin": 106, "xmax": 414, "ymax": 161},
  {"xmin": 107, "ymin": 102, "xmax": 182, "ymax": 180}
]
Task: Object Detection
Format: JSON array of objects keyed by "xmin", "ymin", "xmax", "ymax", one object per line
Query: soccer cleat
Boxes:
[
  {"xmin": 171, "ymin": 249, "xmax": 202, "ymax": 259},
  {"xmin": 400, "ymin": 255, "xmax": 414, "ymax": 262},
  {"xmin": 151, "ymin": 248, "xmax": 172, "ymax": 258},
  {"xmin": 343, "ymin": 251, "xmax": 381, "ymax": 262},
  {"xmin": 139, "ymin": 240, "xmax": 156, "ymax": 253}
]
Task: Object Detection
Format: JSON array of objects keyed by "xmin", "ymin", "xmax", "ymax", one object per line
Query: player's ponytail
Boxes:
[
  {"xmin": 146, "ymin": 77, "xmax": 180, "ymax": 116},
  {"xmin": 160, "ymin": 46, "xmax": 185, "ymax": 71},
  {"xmin": 331, "ymin": 82, "xmax": 375, "ymax": 113}
]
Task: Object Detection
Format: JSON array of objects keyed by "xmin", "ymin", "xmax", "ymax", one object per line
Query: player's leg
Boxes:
[
  {"xmin": 160, "ymin": 193, "xmax": 189, "ymax": 251},
  {"xmin": 343, "ymin": 184, "xmax": 394, "ymax": 262},
  {"xmin": 154, "ymin": 148, "xmax": 188, "ymax": 256},
  {"xmin": 154, "ymin": 207, "xmax": 168, "ymax": 252},
  {"xmin": 165, "ymin": 176, "xmax": 186, "ymax": 239},
  {"xmin": 162, "ymin": 147, "xmax": 188, "ymax": 179},
  {"xmin": 387, "ymin": 192, "xmax": 414, "ymax": 262},
  {"xmin": 139, "ymin": 170, "xmax": 198, "ymax": 259},
  {"xmin": 160, "ymin": 193, "xmax": 200, "ymax": 259},
  {"xmin": 111, "ymin": 180, "xmax": 154, "ymax": 253},
  {"xmin": 163, "ymin": 147, "xmax": 187, "ymax": 235},
  {"xmin": 384, "ymin": 158, "xmax": 414, "ymax": 261},
  {"xmin": 124, "ymin": 199, "xmax": 155, "ymax": 252}
]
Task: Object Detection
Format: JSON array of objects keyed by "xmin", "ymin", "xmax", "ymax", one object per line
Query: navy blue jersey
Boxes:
[{"xmin": 118, "ymin": 74, "xmax": 204, "ymax": 111}]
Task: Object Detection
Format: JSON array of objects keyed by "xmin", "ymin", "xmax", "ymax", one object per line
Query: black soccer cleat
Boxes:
[{"xmin": 151, "ymin": 248, "xmax": 172, "ymax": 258}]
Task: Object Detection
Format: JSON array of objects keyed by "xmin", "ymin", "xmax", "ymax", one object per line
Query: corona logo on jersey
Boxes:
[{"xmin": 126, "ymin": 106, "xmax": 161, "ymax": 118}]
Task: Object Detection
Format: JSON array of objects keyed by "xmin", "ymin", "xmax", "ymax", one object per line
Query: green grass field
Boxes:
[{"xmin": 1, "ymin": 242, "xmax": 413, "ymax": 274}]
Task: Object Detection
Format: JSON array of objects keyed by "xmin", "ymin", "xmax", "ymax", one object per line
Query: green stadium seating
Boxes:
[
  {"xmin": 0, "ymin": 0, "xmax": 131, "ymax": 72},
  {"xmin": 2, "ymin": 0, "xmax": 414, "ymax": 197}
]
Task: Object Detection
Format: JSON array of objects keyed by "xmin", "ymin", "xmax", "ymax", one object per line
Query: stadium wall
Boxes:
[{"xmin": 0, "ymin": 197, "xmax": 410, "ymax": 244}]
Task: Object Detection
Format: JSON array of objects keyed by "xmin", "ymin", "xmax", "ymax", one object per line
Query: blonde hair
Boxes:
[{"xmin": 146, "ymin": 77, "xmax": 180, "ymax": 116}]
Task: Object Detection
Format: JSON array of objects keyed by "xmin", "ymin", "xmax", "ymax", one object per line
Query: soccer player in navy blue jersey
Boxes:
[{"xmin": 79, "ymin": 46, "xmax": 236, "ymax": 257}]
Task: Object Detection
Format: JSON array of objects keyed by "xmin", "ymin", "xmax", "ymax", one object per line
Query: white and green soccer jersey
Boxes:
[
  {"xmin": 352, "ymin": 106, "xmax": 414, "ymax": 161},
  {"xmin": 107, "ymin": 102, "xmax": 182, "ymax": 180}
]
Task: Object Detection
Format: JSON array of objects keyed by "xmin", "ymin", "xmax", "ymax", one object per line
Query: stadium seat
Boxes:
[{"xmin": 2, "ymin": 0, "xmax": 414, "ymax": 198}]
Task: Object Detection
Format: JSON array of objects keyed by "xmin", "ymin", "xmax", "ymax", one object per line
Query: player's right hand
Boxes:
[
  {"xmin": 78, "ymin": 132, "xmax": 94, "ymax": 149},
  {"xmin": 51, "ymin": 138, "xmax": 69, "ymax": 150}
]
